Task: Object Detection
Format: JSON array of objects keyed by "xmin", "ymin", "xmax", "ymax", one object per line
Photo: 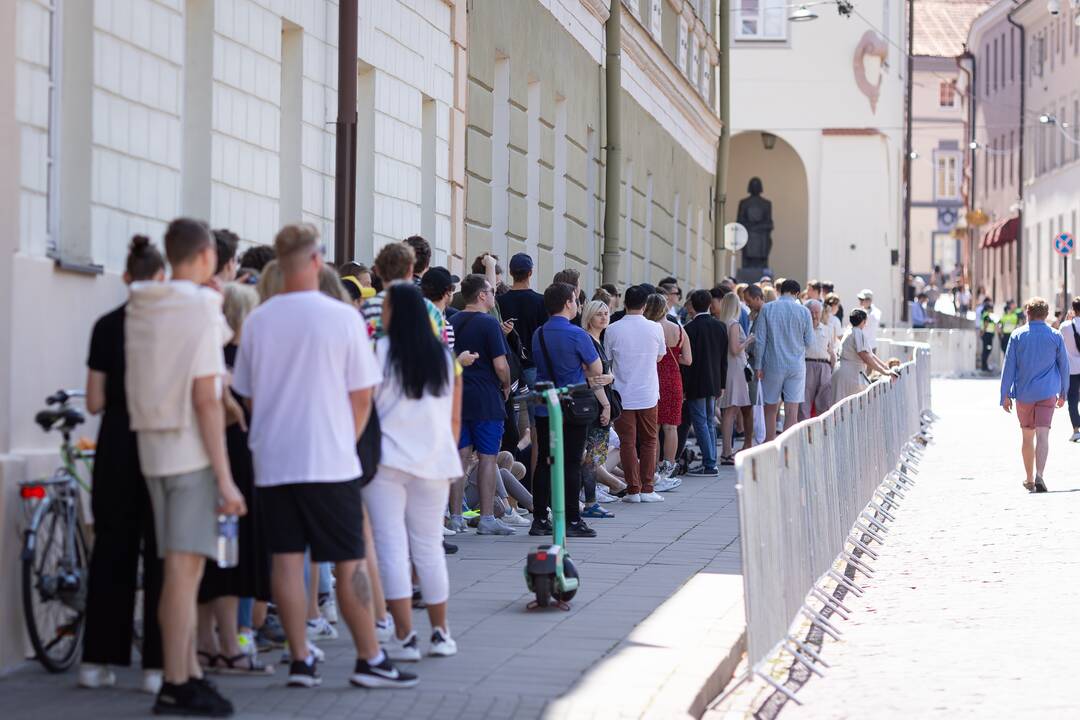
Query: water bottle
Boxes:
[{"xmin": 216, "ymin": 514, "xmax": 239, "ymax": 569}]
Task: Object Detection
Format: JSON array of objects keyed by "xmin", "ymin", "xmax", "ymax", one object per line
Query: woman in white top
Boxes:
[
  {"xmin": 716, "ymin": 293, "xmax": 755, "ymax": 464},
  {"xmin": 1059, "ymin": 297, "xmax": 1080, "ymax": 439},
  {"xmin": 367, "ymin": 284, "xmax": 462, "ymax": 659},
  {"xmin": 824, "ymin": 293, "xmax": 844, "ymax": 346},
  {"xmin": 832, "ymin": 308, "xmax": 897, "ymax": 401}
]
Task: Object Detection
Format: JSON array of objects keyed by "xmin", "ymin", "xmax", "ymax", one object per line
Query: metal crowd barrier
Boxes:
[
  {"xmin": 733, "ymin": 344, "xmax": 932, "ymax": 702},
  {"xmin": 879, "ymin": 328, "xmax": 975, "ymax": 377}
]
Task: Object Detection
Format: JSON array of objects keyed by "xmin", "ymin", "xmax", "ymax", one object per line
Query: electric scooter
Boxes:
[{"xmin": 524, "ymin": 381, "xmax": 584, "ymax": 610}]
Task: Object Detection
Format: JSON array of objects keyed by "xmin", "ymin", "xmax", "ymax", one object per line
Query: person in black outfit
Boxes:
[
  {"xmin": 680, "ymin": 290, "xmax": 729, "ymax": 475},
  {"xmin": 79, "ymin": 236, "xmax": 166, "ymax": 693}
]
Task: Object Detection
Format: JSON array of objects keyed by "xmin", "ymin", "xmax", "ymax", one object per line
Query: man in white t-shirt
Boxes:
[
  {"xmin": 232, "ymin": 224, "xmax": 416, "ymax": 691},
  {"xmin": 604, "ymin": 285, "xmax": 667, "ymax": 502},
  {"xmin": 857, "ymin": 289, "xmax": 882, "ymax": 351}
]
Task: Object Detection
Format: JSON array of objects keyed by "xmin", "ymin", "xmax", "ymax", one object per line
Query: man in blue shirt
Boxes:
[
  {"xmin": 449, "ymin": 275, "xmax": 514, "ymax": 535},
  {"xmin": 1000, "ymin": 297, "xmax": 1069, "ymax": 493},
  {"xmin": 530, "ymin": 283, "xmax": 603, "ymax": 538},
  {"xmin": 754, "ymin": 278, "xmax": 814, "ymax": 441}
]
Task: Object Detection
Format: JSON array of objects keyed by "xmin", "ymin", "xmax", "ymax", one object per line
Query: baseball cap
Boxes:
[
  {"xmin": 857, "ymin": 289, "xmax": 873, "ymax": 300},
  {"xmin": 509, "ymin": 253, "xmax": 534, "ymax": 273},
  {"xmin": 421, "ymin": 266, "xmax": 460, "ymax": 295}
]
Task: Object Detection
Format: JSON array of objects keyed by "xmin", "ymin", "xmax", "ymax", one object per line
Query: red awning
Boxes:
[{"xmin": 981, "ymin": 215, "xmax": 1019, "ymax": 249}]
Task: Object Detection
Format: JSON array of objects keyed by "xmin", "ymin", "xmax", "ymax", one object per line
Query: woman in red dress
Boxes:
[{"xmin": 644, "ymin": 294, "xmax": 692, "ymax": 483}]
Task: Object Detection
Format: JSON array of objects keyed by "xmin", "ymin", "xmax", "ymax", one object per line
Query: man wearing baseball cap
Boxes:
[
  {"xmin": 496, "ymin": 253, "xmax": 548, "ymax": 390},
  {"xmin": 856, "ymin": 289, "xmax": 882, "ymax": 352},
  {"xmin": 421, "ymin": 267, "xmax": 462, "ymax": 349}
]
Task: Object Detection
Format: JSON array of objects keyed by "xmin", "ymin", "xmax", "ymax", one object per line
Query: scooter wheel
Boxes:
[
  {"xmin": 533, "ymin": 574, "xmax": 553, "ymax": 607},
  {"xmin": 555, "ymin": 557, "xmax": 579, "ymax": 602}
]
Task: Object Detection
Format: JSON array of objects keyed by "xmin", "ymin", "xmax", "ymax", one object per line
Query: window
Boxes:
[
  {"xmin": 985, "ymin": 43, "xmax": 991, "ymax": 96},
  {"xmin": 1011, "ymin": 28, "xmax": 1015, "ymax": 83},
  {"xmin": 737, "ymin": 0, "xmax": 787, "ymax": 40},
  {"xmin": 279, "ymin": 21, "xmax": 303, "ymax": 225},
  {"xmin": 992, "ymin": 37, "xmax": 998, "ymax": 92},
  {"xmin": 678, "ymin": 18, "xmax": 688, "ymax": 72},
  {"xmin": 690, "ymin": 39, "xmax": 700, "ymax": 88},
  {"xmin": 1074, "ymin": 99, "xmax": 1079, "ymax": 161},
  {"xmin": 935, "ymin": 152, "xmax": 961, "ymax": 200},
  {"xmin": 999, "ymin": 33, "xmax": 1005, "ymax": 88},
  {"xmin": 701, "ymin": 59, "xmax": 711, "ymax": 99},
  {"xmin": 1009, "ymin": 130, "xmax": 1015, "ymax": 183},
  {"xmin": 939, "ymin": 81, "xmax": 956, "ymax": 108},
  {"xmin": 650, "ymin": 0, "xmax": 662, "ymax": 40}
]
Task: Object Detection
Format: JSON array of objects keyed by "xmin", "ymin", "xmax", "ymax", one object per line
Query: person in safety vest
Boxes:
[
  {"xmin": 980, "ymin": 297, "xmax": 997, "ymax": 372},
  {"xmin": 998, "ymin": 300, "xmax": 1024, "ymax": 355}
]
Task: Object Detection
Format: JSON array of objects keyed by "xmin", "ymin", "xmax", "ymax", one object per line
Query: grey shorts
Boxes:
[
  {"xmin": 145, "ymin": 467, "xmax": 218, "ymax": 560},
  {"xmin": 761, "ymin": 366, "xmax": 807, "ymax": 405}
]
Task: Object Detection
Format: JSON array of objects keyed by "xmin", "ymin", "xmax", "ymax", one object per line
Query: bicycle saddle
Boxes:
[{"xmin": 35, "ymin": 407, "xmax": 85, "ymax": 432}]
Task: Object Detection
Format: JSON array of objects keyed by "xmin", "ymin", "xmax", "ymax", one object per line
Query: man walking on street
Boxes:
[
  {"xmin": 755, "ymin": 279, "xmax": 814, "ymax": 441},
  {"xmin": 1000, "ymin": 297, "xmax": 1070, "ymax": 493}
]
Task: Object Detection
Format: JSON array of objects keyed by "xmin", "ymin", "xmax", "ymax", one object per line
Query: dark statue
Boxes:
[{"xmin": 736, "ymin": 177, "xmax": 773, "ymax": 269}]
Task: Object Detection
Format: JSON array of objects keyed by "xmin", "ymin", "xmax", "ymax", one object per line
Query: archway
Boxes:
[{"xmin": 725, "ymin": 132, "xmax": 809, "ymax": 283}]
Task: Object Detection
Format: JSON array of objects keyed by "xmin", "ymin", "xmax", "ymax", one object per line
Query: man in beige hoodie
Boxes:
[{"xmin": 126, "ymin": 217, "xmax": 245, "ymax": 717}]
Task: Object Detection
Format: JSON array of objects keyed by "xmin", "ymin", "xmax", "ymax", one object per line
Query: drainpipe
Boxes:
[
  {"xmin": 1006, "ymin": 8, "xmax": 1025, "ymax": 304},
  {"xmin": 713, "ymin": 0, "xmax": 731, "ymax": 285},
  {"xmin": 901, "ymin": 0, "xmax": 914, "ymax": 322},
  {"xmin": 334, "ymin": 0, "xmax": 358, "ymax": 263},
  {"xmin": 602, "ymin": 0, "xmax": 622, "ymax": 286},
  {"xmin": 958, "ymin": 50, "xmax": 975, "ymax": 289}
]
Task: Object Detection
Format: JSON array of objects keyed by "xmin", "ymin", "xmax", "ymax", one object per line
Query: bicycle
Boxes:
[{"xmin": 19, "ymin": 389, "xmax": 94, "ymax": 672}]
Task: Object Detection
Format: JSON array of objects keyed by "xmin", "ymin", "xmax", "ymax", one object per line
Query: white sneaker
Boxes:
[
  {"xmin": 385, "ymin": 631, "xmax": 422, "ymax": 662},
  {"xmin": 280, "ymin": 640, "xmax": 325, "ymax": 665},
  {"xmin": 306, "ymin": 616, "xmax": 338, "ymax": 641},
  {"xmin": 501, "ymin": 510, "xmax": 532, "ymax": 527},
  {"xmin": 237, "ymin": 630, "xmax": 257, "ymax": 656},
  {"xmin": 1070, "ymin": 431, "xmax": 1080, "ymax": 442},
  {"xmin": 77, "ymin": 663, "xmax": 116, "ymax": 689},
  {"xmin": 448, "ymin": 516, "xmax": 468, "ymax": 533},
  {"xmin": 596, "ymin": 488, "xmax": 618, "ymax": 503},
  {"xmin": 654, "ymin": 476, "xmax": 682, "ymax": 492},
  {"xmin": 318, "ymin": 594, "xmax": 339, "ymax": 624},
  {"xmin": 429, "ymin": 627, "xmax": 457, "ymax": 657},
  {"xmin": 375, "ymin": 615, "xmax": 395, "ymax": 645},
  {"xmin": 141, "ymin": 670, "xmax": 163, "ymax": 695},
  {"xmin": 622, "ymin": 493, "xmax": 642, "ymax": 503},
  {"xmin": 442, "ymin": 524, "xmax": 456, "ymax": 536},
  {"xmin": 640, "ymin": 491, "xmax": 665, "ymax": 503}
]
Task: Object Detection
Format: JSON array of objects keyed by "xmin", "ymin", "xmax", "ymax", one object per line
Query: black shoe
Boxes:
[
  {"xmin": 567, "ymin": 519, "xmax": 597, "ymax": 538},
  {"xmin": 529, "ymin": 518, "xmax": 553, "ymax": 536},
  {"xmin": 287, "ymin": 658, "xmax": 322, "ymax": 688},
  {"xmin": 1035, "ymin": 476, "xmax": 1048, "ymax": 493},
  {"xmin": 614, "ymin": 489, "xmax": 628, "ymax": 498},
  {"xmin": 349, "ymin": 656, "xmax": 419, "ymax": 689},
  {"xmin": 442, "ymin": 540, "xmax": 458, "ymax": 555},
  {"xmin": 153, "ymin": 680, "xmax": 233, "ymax": 717}
]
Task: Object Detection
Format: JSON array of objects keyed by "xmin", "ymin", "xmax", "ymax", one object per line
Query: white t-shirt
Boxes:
[
  {"xmin": 829, "ymin": 314, "xmax": 843, "ymax": 345},
  {"xmin": 603, "ymin": 313, "xmax": 666, "ymax": 410},
  {"xmin": 232, "ymin": 291, "xmax": 380, "ymax": 487},
  {"xmin": 863, "ymin": 304, "xmax": 882, "ymax": 349},
  {"xmin": 374, "ymin": 337, "xmax": 463, "ymax": 481}
]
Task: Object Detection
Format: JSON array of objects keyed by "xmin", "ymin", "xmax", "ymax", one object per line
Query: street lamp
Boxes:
[
  {"xmin": 969, "ymin": 140, "xmax": 980, "ymax": 149},
  {"xmin": 909, "ymin": 151, "xmax": 919, "ymax": 160},
  {"xmin": 761, "ymin": 132, "xmax": 778, "ymax": 150},
  {"xmin": 1039, "ymin": 113, "xmax": 1057, "ymax": 125},
  {"xmin": 789, "ymin": 5, "xmax": 819, "ymax": 21}
]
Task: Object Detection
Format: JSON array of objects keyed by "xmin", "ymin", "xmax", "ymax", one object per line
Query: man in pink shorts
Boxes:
[{"xmin": 1000, "ymin": 297, "xmax": 1070, "ymax": 493}]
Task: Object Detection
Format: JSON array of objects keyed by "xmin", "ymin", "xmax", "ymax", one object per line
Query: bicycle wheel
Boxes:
[{"xmin": 22, "ymin": 500, "xmax": 88, "ymax": 672}]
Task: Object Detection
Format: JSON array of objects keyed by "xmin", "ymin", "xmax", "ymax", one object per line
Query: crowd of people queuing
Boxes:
[{"xmin": 76, "ymin": 217, "xmax": 900, "ymax": 716}]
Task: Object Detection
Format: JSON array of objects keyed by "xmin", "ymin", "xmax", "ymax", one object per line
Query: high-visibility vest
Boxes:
[
  {"xmin": 999, "ymin": 310, "xmax": 1020, "ymax": 335},
  {"xmin": 981, "ymin": 310, "xmax": 996, "ymax": 333}
]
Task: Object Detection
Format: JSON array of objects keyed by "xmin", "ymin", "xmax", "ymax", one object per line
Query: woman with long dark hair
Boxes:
[
  {"xmin": 366, "ymin": 283, "xmax": 462, "ymax": 661},
  {"xmin": 80, "ymin": 236, "xmax": 166, "ymax": 693}
]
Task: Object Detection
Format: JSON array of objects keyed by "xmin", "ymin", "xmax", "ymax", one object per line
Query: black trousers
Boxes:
[
  {"xmin": 533, "ymin": 415, "xmax": 588, "ymax": 524},
  {"xmin": 1069, "ymin": 374, "xmax": 1080, "ymax": 430},
  {"xmin": 82, "ymin": 450, "xmax": 163, "ymax": 668},
  {"xmin": 980, "ymin": 332, "xmax": 995, "ymax": 370}
]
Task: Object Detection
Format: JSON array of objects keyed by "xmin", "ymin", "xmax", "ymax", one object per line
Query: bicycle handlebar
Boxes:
[{"xmin": 46, "ymin": 390, "xmax": 85, "ymax": 406}]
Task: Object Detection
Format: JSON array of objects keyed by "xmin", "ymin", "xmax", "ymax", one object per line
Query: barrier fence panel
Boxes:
[
  {"xmin": 879, "ymin": 328, "xmax": 975, "ymax": 378},
  {"xmin": 734, "ymin": 344, "xmax": 932, "ymax": 681}
]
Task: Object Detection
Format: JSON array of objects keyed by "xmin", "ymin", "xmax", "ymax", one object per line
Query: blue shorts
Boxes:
[
  {"xmin": 761, "ymin": 366, "xmax": 806, "ymax": 405},
  {"xmin": 458, "ymin": 419, "xmax": 505, "ymax": 455}
]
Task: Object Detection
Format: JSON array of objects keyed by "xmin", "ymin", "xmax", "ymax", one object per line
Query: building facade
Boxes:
[{"xmin": 726, "ymin": 0, "xmax": 907, "ymax": 323}]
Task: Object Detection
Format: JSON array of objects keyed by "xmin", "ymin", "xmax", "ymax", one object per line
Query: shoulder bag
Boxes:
[
  {"xmin": 596, "ymin": 339, "xmax": 622, "ymax": 423},
  {"xmin": 538, "ymin": 327, "xmax": 600, "ymax": 426}
]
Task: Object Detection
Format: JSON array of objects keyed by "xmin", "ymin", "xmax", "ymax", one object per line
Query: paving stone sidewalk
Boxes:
[
  {"xmin": 0, "ymin": 467, "xmax": 742, "ymax": 719},
  {"xmin": 716, "ymin": 378, "xmax": 1080, "ymax": 719}
]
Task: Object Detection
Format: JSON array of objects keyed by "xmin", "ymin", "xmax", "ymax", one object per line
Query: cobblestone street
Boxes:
[
  {"xmin": 0, "ymin": 468, "xmax": 743, "ymax": 719},
  {"xmin": 718, "ymin": 378, "xmax": 1080, "ymax": 719}
]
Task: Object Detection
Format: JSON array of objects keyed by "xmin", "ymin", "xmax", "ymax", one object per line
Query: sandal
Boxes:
[
  {"xmin": 1034, "ymin": 476, "xmax": 1048, "ymax": 493},
  {"xmin": 1022, "ymin": 480, "xmax": 1035, "ymax": 493},
  {"xmin": 581, "ymin": 503, "xmax": 615, "ymax": 519},
  {"xmin": 720, "ymin": 455, "xmax": 735, "ymax": 466},
  {"xmin": 215, "ymin": 652, "xmax": 273, "ymax": 676},
  {"xmin": 197, "ymin": 650, "xmax": 219, "ymax": 673}
]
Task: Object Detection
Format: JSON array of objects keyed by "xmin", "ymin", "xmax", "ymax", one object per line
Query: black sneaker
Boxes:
[
  {"xmin": 349, "ymin": 656, "xmax": 419, "ymax": 689},
  {"xmin": 442, "ymin": 540, "xmax": 458, "ymax": 555},
  {"xmin": 153, "ymin": 680, "xmax": 233, "ymax": 717},
  {"xmin": 529, "ymin": 517, "xmax": 553, "ymax": 536},
  {"xmin": 287, "ymin": 658, "xmax": 321, "ymax": 688},
  {"xmin": 567, "ymin": 519, "xmax": 597, "ymax": 538}
]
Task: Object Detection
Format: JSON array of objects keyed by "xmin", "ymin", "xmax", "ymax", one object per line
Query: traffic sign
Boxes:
[
  {"xmin": 1054, "ymin": 231, "xmax": 1074, "ymax": 256},
  {"xmin": 724, "ymin": 223, "xmax": 748, "ymax": 252}
]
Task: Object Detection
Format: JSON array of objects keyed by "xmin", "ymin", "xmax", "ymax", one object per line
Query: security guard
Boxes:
[
  {"xmin": 980, "ymin": 299, "xmax": 997, "ymax": 371},
  {"xmin": 998, "ymin": 300, "xmax": 1024, "ymax": 354}
]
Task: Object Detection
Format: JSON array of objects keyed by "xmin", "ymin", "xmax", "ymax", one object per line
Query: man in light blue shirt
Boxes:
[
  {"xmin": 754, "ymin": 279, "xmax": 814, "ymax": 441},
  {"xmin": 1000, "ymin": 297, "xmax": 1069, "ymax": 493}
]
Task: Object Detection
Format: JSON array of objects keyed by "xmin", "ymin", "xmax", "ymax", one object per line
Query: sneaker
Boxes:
[
  {"xmin": 448, "ymin": 515, "xmax": 468, "ymax": 533},
  {"xmin": 78, "ymin": 663, "xmax": 116, "ymax": 689},
  {"xmin": 500, "ymin": 509, "xmax": 532, "ymax": 527},
  {"xmin": 596, "ymin": 488, "xmax": 618, "ymax": 503},
  {"xmin": 529, "ymin": 517, "xmax": 553, "ymax": 536},
  {"xmin": 442, "ymin": 525, "xmax": 456, "ymax": 536},
  {"xmin": 256, "ymin": 615, "xmax": 287, "ymax": 650},
  {"xmin": 581, "ymin": 502, "xmax": 614, "ymax": 519},
  {"xmin": 476, "ymin": 516, "xmax": 516, "ymax": 535},
  {"xmin": 280, "ymin": 641, "xmax": 325, "ymax": 665},
  {"xmin": 640, "ymin": 491, "xmax": 665, "ymax": 503},
  {"xmin": 287, "ymin": 657, "xmax": 322, "ymax": 688},
  {"xmin": 384, "ymin": 631, "xmax": 421, "ymax": 662},
  {"xmin": 622, "ymin": 493, "xmax": 642, "ymax": 503},
  {"xmin": 317, "ymin": 594, "xmax": 338, "ymax": 625},
  {"xmin": 429, "ymin": 627, "xmax": 457, "ymax": 657},
  {"xmin": 153, "ymin": 679, "xmax": 233, "ymax": 717},
  {"xmin": 306, "ymin": 617, "xmax": 338, "ymax": 641},
  {"xmin": 654, "ymin": 460, "xmax": 675, "ymax": 480},
  {"xmin": 442, "ymin": 540, "xmax": 458, "ymax": 555},
  {"xmin": 567, "ymin": 519, "xmax": 598, "ymax": 538},
  {"xmin": 686, "ymin": 465, "xmax": 718, "ymax": 477},
  {"xmin": 375, "ymin": 615, "xmax": 395, "ymax": 645},
  {"xmin": 1070, "ymin": 431, "xmax": 1080, "ymax": 442},
  {"xmin": 349, "ymin": 656, "xmax": 419, "ymax": 689},
  {"xmin": 142, "ymin": 670, "xmax": 163, "ymax": 695},
  {"xmin": 654, "ymin": 476, "xmax": 682, "ymax": 492},
  {"xmin": 236, "ymin": 630, "xmax": 257, "ymax": 657}
]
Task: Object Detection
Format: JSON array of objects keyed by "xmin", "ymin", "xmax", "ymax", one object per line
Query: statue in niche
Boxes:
[{"xmin": 736, "ymin": 177, "xmax": 774, "ymax": 270}]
